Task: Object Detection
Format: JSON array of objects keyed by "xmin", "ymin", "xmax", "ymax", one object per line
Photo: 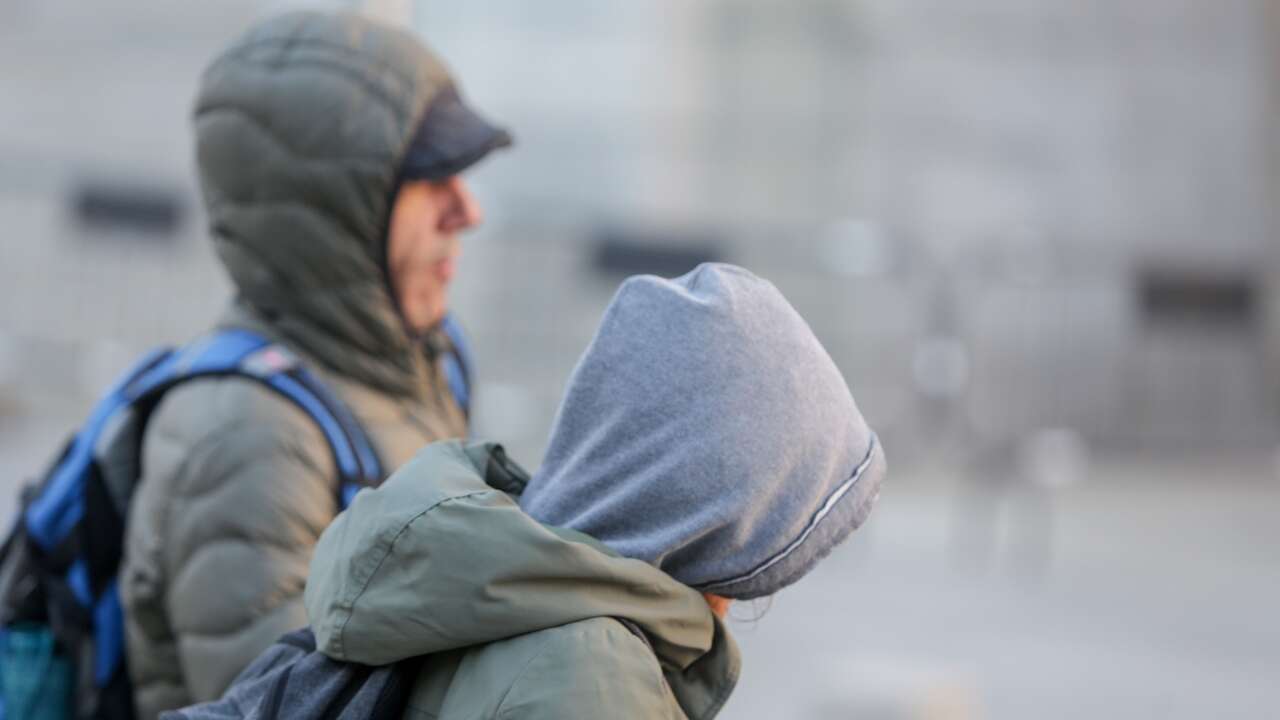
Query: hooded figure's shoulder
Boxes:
[
  {"xmin": 306, "ymin": 440, "xmax": 733, "ymax": 719},
  {"xmin": 415, "ymin": 616, "xmax": 681, "ymax": 720}
]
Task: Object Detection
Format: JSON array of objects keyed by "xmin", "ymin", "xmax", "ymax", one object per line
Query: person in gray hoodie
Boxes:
[{"xmin": 304, "ymin": 263, "xmax": 885, "ymax": 718}]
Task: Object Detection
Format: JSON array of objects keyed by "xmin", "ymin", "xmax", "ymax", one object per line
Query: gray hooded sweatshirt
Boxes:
[{"xmin": 520, "ymin": 263, "xmax": 885, "ymax": 599}]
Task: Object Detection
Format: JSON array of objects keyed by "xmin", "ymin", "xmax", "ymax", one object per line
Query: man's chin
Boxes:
[
  {"xmin": 421, "ymin": 300, "xmax": 451, "ymax": 335},
  {"xmin": 399, "ymin": 304, "xmax": 445, "ymax": 338}
]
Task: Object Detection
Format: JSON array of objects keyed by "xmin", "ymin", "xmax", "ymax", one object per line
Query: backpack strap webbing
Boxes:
[
  {"xmin": 18, "ymin": 329, "xmax": 382, "ymax": 696},
  {"xmin": 439, "ymin": 314, "xmax": 473, "ymax": 418}
]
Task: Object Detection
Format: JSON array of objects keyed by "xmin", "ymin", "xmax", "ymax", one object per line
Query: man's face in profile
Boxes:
[{"xmin": 385, "ymin": 177, "xmax": 483, "ymax": 334}]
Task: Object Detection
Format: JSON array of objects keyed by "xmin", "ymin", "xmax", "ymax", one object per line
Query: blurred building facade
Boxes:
[{"xmin": 1, "ymin": 0, "xmax": 1277, "ymax": 465}]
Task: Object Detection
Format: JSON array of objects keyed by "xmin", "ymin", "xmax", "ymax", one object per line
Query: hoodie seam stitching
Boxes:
[
  {"xmin": 333, "ymin": 489, "xmax": 494, "ymax": 657},
  {"xmin": 697, "ymin": 433, "xmax": 880, "ymax": 593}
]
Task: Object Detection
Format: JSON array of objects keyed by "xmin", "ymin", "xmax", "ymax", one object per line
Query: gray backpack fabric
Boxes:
[{"xmin": 159, "ymin": 629, "xmax": 420, "ymax": 720}]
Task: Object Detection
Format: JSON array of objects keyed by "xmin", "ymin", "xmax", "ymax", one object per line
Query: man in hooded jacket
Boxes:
[{"xmin": 119, "ymin": 11, "xmax": 511, "ymax": 718}]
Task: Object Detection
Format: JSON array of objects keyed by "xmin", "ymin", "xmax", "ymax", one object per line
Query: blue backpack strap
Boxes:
[
  {"xmin": 243, "ymin": 349, "xmax": 384, "ymax": 506},
  {"xmin": 439, "ymin": 314, "xmax": 473, "ymax": 417},
  {"xmin": 21, "ymin": 329, "xmax": 381, "ymax": 692},
  {"xmin": 232, "ymin": 342, "xmax": 384, "ymax": 492},
  {"xmin": 23, "ymin": 347, "xmax": 172, "ymax": 552},
  {"xmin": 122, "ymin": 329, "xmax": 382, "ymax": 491},
  {"xmin": 25, "ymin": 329, "xmax": 381, "ymax": 554}
]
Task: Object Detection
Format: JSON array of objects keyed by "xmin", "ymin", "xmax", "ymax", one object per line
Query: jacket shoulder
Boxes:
[
  {"xmin": 141, "ymin": 373, "xmax": 333, "ymax": 497},
  {"xmin": 435, "ymin": 618, "xmax": 681, "ymax": 720},
  {"xmin": 147, "ymin": 372, "xmax": 324, "ymax": 445}
]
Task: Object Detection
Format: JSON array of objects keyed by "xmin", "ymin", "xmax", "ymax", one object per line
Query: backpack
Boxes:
[
  {"xmin": 437, "ymin": 315, "xmax": 473, "ymax": 421},
  {"xmin": 158, "ymin": 628, "xmax": 421, "ymax": 720},
  {"xmin": 0, "ymin": 321, "xmax": 473, "ymax": 720}
]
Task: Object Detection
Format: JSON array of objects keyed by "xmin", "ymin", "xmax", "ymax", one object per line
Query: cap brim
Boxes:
[{"xmin": 399, "ymin": 86, "xmax": 512, "ymax": 181}]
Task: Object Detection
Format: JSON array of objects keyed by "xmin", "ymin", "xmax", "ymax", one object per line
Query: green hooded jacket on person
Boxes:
[
  {"xmin": 304, "ymin": 441, "xmax": 742, "ymax": 720},
  {"xmin": 119, "ymin": 12, "xmax": 509, "ymax": 718},
  {"xmin": 304, "ymin": 264, "xmax": 884, "ymax": 719}
]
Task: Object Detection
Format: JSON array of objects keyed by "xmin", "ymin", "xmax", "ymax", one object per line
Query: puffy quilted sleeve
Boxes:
[{"xmin": 123, "ymin": 377, "xmax": 339, "ymax": 711}]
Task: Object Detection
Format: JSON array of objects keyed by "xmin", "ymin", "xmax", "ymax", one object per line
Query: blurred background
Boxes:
[{"xmin": 2, "ymin": 0, "xmax": 1278, "ymax": 717}]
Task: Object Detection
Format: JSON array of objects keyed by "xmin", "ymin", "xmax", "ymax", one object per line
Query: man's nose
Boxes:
[{"xmin": 440, "ymin": 176, "xmax": 483, "ymax": 232}]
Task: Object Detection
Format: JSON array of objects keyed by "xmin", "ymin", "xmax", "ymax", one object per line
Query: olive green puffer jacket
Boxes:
[{"xmin": 119, "ymin": 12, "xmax": 468, "ymax": 718}]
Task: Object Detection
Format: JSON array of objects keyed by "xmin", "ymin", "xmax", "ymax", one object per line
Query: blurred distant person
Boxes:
[
  {"xmin": 121, "ymin": 11, "xmax": 510, "ymax": 718},
  {"xmin": 291, "ymin": 264, "xmax": 887, "ymax": 718}
]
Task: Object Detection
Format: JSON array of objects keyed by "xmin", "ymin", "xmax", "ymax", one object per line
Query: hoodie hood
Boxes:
[
  {"xmin": 194, "ymin": 11, "xmax": 455, "ymax": 398},
  {"xmin": 519, "ymin": 263, "xmax": 885, "ymax": 599},
  {"xmin": 305, "ymin": 440, "xmax": 740, "ymax": 719}
]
